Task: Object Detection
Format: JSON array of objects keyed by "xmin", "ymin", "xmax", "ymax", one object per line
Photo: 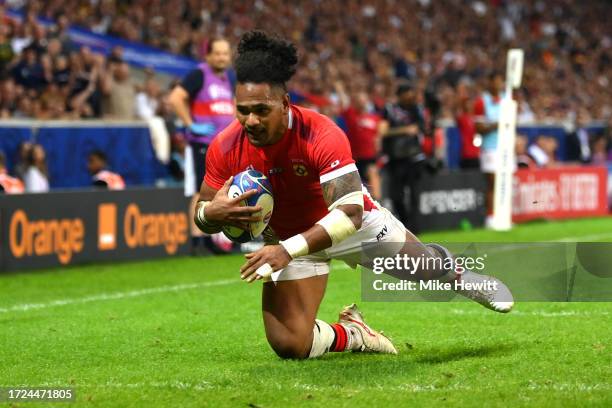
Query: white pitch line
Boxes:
[
  {"xmin": 450, "ymin": 308, "xmax": 610, "ymax": 317},
  {"xmin": 551, "ymin": 232, "xmax": 612, "ymax": 242},
  {"xmin": 3, "ymin": 230, "xmax": 610, "ymax": 315},
  {"xmin": 20, "ymin": 381, "xmax": 611, "ymax": 393},
  {"xmin": 0, "ymin": 279, "xmax": 237, "ymax": 314}
]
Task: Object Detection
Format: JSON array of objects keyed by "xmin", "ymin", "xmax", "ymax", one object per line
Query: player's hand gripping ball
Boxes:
[{"xmin": 222, "ymin": 170, "xmax": 274, "ymax": 243}]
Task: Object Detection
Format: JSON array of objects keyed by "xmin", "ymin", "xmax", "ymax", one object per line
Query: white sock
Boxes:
[{"xmin": 308, "ymin": 319, "xmax": 362, "ymax": 358}]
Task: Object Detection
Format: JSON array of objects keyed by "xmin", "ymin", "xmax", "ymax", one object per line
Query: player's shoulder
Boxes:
[
  {"xmin": 291, "ymin": 105, "xmax": 344, "ymax": 141},
  {"xmin": 209, "ymin": 120, "xmax": 244, "ymax": 155}
]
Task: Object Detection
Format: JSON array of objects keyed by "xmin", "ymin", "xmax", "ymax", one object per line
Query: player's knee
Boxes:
[{"xmin": 267, "ymin": 331, "xmax": 311, "ymax": 359}]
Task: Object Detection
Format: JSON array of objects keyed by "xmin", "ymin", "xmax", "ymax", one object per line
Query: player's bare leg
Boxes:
[
  {"xmin": 262, "ymin": 275, "xmax": 396, "ymax": 359},
  {"xmin": 262, "ymin": 276, "xmax": 326, "ymax": 359}
]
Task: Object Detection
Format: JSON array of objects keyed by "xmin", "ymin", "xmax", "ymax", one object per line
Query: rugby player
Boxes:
[{"xmin": 195, "ymin": 31, "xmax": 514, "ymax": 359}]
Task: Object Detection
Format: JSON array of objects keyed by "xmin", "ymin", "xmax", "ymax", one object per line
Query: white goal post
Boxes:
[{"xmin": 491, "ymin": 49, "xmax": 524, "ymax": 231}]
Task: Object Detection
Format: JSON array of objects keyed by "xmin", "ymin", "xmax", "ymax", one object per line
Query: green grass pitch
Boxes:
[{"xmin": 1, "ymin": 218, "xmax": 611, "ymax": 407}]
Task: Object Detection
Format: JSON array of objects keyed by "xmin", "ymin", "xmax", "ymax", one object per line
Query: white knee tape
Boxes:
[{"xmin": 309, "ymin": 319, "xmax": 335, "ymax": 358}]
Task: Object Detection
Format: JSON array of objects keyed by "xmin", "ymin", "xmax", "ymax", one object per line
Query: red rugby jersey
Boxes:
[{"xmin": 204, "ymin": 105, "xmax": 377, "ymax": 239}]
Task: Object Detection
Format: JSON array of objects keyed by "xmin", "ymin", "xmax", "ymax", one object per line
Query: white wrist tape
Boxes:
[
  {"xmin": 316, "ymin": 209, "xmax": 357, "ymax": 246},
  {"xmin": 327, "ymin": 191, "xmax": 364, "ymax": 210},
  {"xmin": 256, "ymin": 263, "xmax": 274, "ymax": 278},
  {"xmin": 280, "ymin": 234, "xmax": 309, "ymax": 259},
  {"xmin": 195, "ymin": 201, "xmax": 212, "ymax": 224}
]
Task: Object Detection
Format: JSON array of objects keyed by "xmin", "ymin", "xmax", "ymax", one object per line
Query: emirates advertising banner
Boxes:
[{"xmin": 512, "ymin": 166, "xmax": 608, "ymax": 222}]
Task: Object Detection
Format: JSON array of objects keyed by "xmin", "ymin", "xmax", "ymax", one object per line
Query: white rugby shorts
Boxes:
[{"xmin": 265, "ymin": 208, "xmax": 406, "ymax": 282}]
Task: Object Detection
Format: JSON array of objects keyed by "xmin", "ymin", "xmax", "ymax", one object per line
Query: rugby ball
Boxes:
[{"xmin": 221, "ymin": 169, "xmax": 274, "ymax": 243}]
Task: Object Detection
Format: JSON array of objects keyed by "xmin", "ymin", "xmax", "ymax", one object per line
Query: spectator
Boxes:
[
  {"xmin": 335, "ymin": 80, "xmax": 383, "ymax": 199},
  {"xmin": 0, "ymin": 0, "xmax": 607, "ymax": 122},
  {"xmin": 566, "ymin": 109, "xmax": 592, "ymax": 164},
  {"xmin": 0, "ymin": 151, "xmax": 24, "ymax": 194},
  {"xmin": 0, "ymin": 77, "xmax": 19, "ymax": 117},
  {"xmin": 135, "ymin": 77, "xmax": 160, "ymax": 120},
  {"xmin": 23, "ymin": 143, "xmax": 49, "ymax": 192},
  {"xmin": 87, "ymin": 150, "xmax": 125, "ymax": 190},
  {"xmin": 455, "ymin": 81, "xmax": 480, "ymax": 170},
  {"xmin": 0, "ymin": 24, "xmax": 15, "ymax": 74},
  {"xmin": 590, "ymin": 134, "xmax": 609, "ymax": 166},
  {"xmin": 13, "ymin": 94, "xmax": 34, "ymax": 118},
  {"xmin": 516, "ymin": 134, "xmax": 536, "ymax": 168},
  {"xmin": 68, "ymin": 50, "xmax": 102, "ymax": 118},
  {"xmin": 37, "ymin": 82, "xmax": 67, "ymax": 119},
  {"xmin": 13, "ymin": 140, "xmax": 32, "ymax": 180},
  {"xmin": 380, "ymin": 82, "xmax": 426, "ymax": 232},
  {"xmin": 101, "ymin": 60, "xmax": 135, "ymax": 119},
  {"xmin": 528, "ymin": 135, "xmax": 558, "ymax": 168},
  {"xmin": 516, "ymin": 90, "xmax": 536, "ymax": 125},
  {"xmin": 52, "ymin": 54, "xmax": 70, "ymax": 88},
  {"xmin": 2, "ymin": 1, "xmax": 610, "ymax": 123},
  {"xmin": 10, "ymin": 22, "xmax": 32, "ymax": 55},
  {"xmin": 11, "ymin": 45, "xmax": 46, "ymax": 91}
]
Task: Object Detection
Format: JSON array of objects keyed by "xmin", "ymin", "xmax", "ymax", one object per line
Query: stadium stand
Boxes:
[
  {"xmin": 0, "ymin": 1, "xmax": 610, "ymax": 211},
  {"xmin": 1, "ymin": 0, "xmax": 607, "ymax": 122}
]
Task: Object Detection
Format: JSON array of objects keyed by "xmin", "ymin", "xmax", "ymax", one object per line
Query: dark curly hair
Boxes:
[{"xmin": 235, "ymin": 31, "xmax": 298, "ymax": 89}]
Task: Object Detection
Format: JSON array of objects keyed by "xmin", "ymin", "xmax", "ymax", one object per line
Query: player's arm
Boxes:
[
  {"xmin": 473, "ymin": 98, "xmax": 497, "ymax": 134},
  {"xmin": 194, "ymin": 140, "xmax": 262, "ymax": 234},
  {"xmin": 168, "ymin": 85, "xmax": 194, "ymax": 127},
  {"xmin": 239, "ymin": 170, "xmax": 364, "ymax": 282},
  {"xmin": 194, "ymin": 178, "xmax": 263, "ymax": 234},
  {"xmin": 283, "ymin": 169, "xmax": 364, "ymax": 254},
  {"xmin": 383, "ymin": 123, "xmax": 420, "ymax": 137},
  {"xmin": 475, "ymin": 120, "xmax": 497, "ymax": 134}
]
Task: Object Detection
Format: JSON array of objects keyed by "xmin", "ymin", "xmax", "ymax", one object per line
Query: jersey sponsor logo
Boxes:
[
  {"xmin": 293, "ymin": 164, "xmax": 309, "ymax": 176},
  {"xmin": 330, "ymin": 160, "xmax": 340, "ymax": 168}
]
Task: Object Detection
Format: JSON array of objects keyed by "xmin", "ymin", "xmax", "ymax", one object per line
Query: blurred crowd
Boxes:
[
  {"xmin": 0, "ymin": 0, "xmax": 611, "ymax": 199},
  {"xmin": 1, "ymin": 0, "xmax": 607, "ymax": 124},
  {"xmin": 0, "ymin": 3, "xmax": 172, "ymax": 120}
]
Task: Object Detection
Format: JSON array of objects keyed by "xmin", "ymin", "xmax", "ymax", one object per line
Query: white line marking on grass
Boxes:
[
  {"xmin": 21, "ymin": 381, "xmax": 611, "ymax": 393},
  {"xmin": 551, "ymin": 232, "xmax": 612, "ymax": 242},
  {"xmin": 450, "ymin": 308, "xmax": 610, "ymax": 317},
  {"xmin": 0, "ymin": 279, "xmax": 237, "ymax": 314}
]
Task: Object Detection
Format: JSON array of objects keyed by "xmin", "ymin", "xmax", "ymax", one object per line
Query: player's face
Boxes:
[
  {"xmin": 206, "ymin": 40, "xmax": 231, "ymax": 72},
  {"xmin": 235, "ymin": 83, "xmax": 289, "ymax": 147}
]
